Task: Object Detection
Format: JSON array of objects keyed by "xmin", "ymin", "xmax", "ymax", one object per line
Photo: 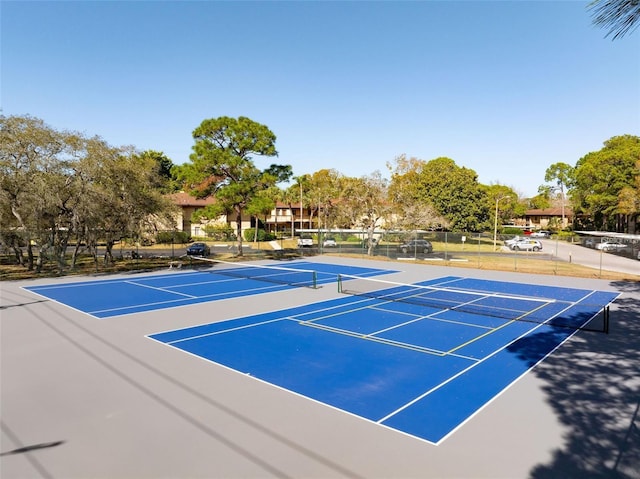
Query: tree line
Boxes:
[
  {"xmin": 0, "ymin": 115, "xmax": 175, "ymax": 271},
  {"xmin": 1, "ymin": 114, "xmax": 638, "ymax": 269}
]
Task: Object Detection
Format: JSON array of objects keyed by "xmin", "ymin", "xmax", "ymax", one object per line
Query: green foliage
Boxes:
[
  {"xmin": 555, "ymin": 230, "xmax": 577, "ymax": 242},
  {"xmin": 243, "ymin": 228, "xmax": 276, "ymax": 242},
  {"xmin": 502, "ymin": 227, "xmax": 523, "ymax": 235},
  {"xmin": 192, "ymin": 204, "xmax": 228, "ymax": 223},
  {"xmin": 398, "ymin": 157, "xmax": 490, "ymax": 232},
  {"xmin": 387, "ymin": 155, "xmax": 450, "ymax": 230},
  {"xmin": 203, "ymin": 224, "xmax": 236, "ymax": 241},
  {"xmin": 571, "ymin": 134, "xmax": 640, "ymax": 231},
  {"xmin": 247, "ymin": 190, "xmax": 277, "ymax": 220},
  {"xmin": 156, "ymin": 231, "xmax": 190, "ymax": 244},
  {"xmin": 186, "ymin": 116, "xmax": 288, "ymax": 255},
  {"xmin": 483, "ymin": 184, "xmax": 519, "ymax": 229},
  {"xmin": 545, "ymin": 163, "xmax": 574, "ymax": 188},
  {"xmin": 337, "ymin": 172, "xmax": 392, "ymax": 255},
  {"xmin": 306, "ymin": 170, "xmax": 343, "ymax": 231},
  {"xmin": 136, "ymin": 150, "xmax": 177, "ymax": 193},
  {"xmin": 531, "ymin": 186, "xmax": 553, "ymax": 209},
  {"xmin": 0, "ymin": 114, "xmax": 174, "ymax": 273},
  {"xmin": 345, "ymin": 235, "xmax": 363, "ymax": 243}
]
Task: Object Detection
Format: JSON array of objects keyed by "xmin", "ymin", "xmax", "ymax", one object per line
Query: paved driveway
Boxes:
[{"xmin": 539, "ymin": 239, "xmax": 640, "ymax": 276}]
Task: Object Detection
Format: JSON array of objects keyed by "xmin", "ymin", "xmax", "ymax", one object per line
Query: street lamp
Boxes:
[
  {"xmin": 493, "ymin": 196, "xmax": 510, "ymax": 251},
  {"xmin": 550, "ymin": 185, "xmax": 566, "ymax": 228},
  {"xmin": 299, "ymin": 181, "xmax": 303, "ymax": 233}
]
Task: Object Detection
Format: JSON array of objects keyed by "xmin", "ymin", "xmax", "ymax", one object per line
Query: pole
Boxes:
[
  {"xmin": 493, "ymin": 198, "xmax": 499, "ymax": 251},
  {"xmin": 493, "ymin": 195, "xmax": 511, "ymax": 251},
  {"xmin": 299, "ymin": 182, "xmax": 303, "ymax": 233}
]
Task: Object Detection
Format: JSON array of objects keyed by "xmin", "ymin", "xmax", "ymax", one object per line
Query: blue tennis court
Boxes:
[
  {"xmin": 23, "ymin": 261, "xmax": 395, "ymax": 318},
  {"xmin": 149, "ymin": 275, "xmax": 619, "ymax": 444}
]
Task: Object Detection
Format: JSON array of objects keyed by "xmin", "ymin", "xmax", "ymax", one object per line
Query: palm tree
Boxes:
[{"xmin": 589, "ymin": 0, "xmax": 640, "ymax": 39}]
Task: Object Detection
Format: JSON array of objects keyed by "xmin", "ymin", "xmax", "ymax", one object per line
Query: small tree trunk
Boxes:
[
  {"xmin": 254, "ymin": 217, "xmax": 258, "ymax": 243},
  {"xmin": 26, "ymin": 243, "xmax": 35, "ymax": 271},
  {"xmin": 235, "ymin": 209, "xmax": 243, "ymax": 256}
]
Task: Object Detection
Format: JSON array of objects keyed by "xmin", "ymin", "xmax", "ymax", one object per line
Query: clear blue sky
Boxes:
[{"xmin": 2, "ymin": 1, "xmax": 639, "ymax": 197}]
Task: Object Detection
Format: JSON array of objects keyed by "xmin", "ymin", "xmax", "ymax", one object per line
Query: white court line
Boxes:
[
  {"xmin": 376, "ymin": 288, "xmax": 598, "ymax": 426},
  {"xmin": 89, "ymin": 280, "xmax": 286, "ymax": 315},
  {"xmin": 167, "ymin": 317, "xmax": 292, "ymax": 345},
  {"xmin": 125, "ymin": 280, "xmax": 198, "ymax": 298},
  {"xmin": 24, "ymin": 271, "xmax": 205, "ymax": 290}
]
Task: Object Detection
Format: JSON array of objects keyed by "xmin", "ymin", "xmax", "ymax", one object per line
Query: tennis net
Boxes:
[
  {"xmin": 192, "ymin": 257, "xmax": 318, "ymax": 289},
  {"xmin": 337, "ymin": 274, "xmax": 610, "ymax": 332}
]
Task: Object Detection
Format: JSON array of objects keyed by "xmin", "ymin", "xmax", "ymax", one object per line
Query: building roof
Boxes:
[
  {"xmin": 525, "ymin": 207, "xmax": 573, "ymax": 216},
  {"xmin": 274, "ymin": 201, "xmax": 304, "ymax": 208},
  {"xmin": 166, "ymin": 192, "xmax": 216, "ymax": 207}
]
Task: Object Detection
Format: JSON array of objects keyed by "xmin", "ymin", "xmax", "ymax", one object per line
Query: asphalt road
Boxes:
[{"xmin": 537, "ymin": 238, "xmax": 640, "ymax": 277}]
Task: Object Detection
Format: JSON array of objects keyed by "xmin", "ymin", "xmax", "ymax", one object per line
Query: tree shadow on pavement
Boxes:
[{"xmin": 508, "ymin": 280, "xmax": 640, "ymax": 479}]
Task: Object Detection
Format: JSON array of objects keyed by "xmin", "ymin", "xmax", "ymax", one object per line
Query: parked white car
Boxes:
[
  {"xmin": 595, "ymin": 241, "xmax": 628, "ymax": 252},
  {"xmin": 510, "ymin": 239, "xmax": 543, "ymax": 251},
  {"xmin": 530, "ymin": 231, "xmax": 550, "ymax": 238},
  {"xmin": 323, "ymin": 238, "xmax": 337, "ymax": 247},
  {"xmin": 297, "ymin": 235, "xmax": 313, "ymax": 247},
  {"xmin": 504, "ymin": 235, "xmax": 524, "ymax": 247}
]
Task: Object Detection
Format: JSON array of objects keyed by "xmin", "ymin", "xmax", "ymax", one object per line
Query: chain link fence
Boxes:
[
  {"xmin": 2, "ymin": 228, "xmax": 638, "ymax": 278},
  {"xmin": 295, "ymin": 230, "xmax": 640, "ymax": 277}
]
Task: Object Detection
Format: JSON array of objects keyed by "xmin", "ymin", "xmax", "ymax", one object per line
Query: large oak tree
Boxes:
[
  {"xmin": 0, "ymin": 114, "xmax": 174, "ymax": 272},
  {"xmin": 388, "ymin": 155, "xmax": 489, "ymax": 232},
  {"xmin": 571, "ymin": 135, "xmax": 640, "ymax": 232}
]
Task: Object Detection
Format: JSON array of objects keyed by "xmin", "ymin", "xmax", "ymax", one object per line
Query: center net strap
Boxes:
[
  {"xmin": 193, "ymin": 257, "xmax": 318, "ymax": 289},
  {"xmin": 337, "ymin": 274, "xmax": 557, "ymax": 324}
]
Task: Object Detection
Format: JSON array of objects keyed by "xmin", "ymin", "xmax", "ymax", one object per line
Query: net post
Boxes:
[
  {"xmin": 337, "ymin": 274, "xmax": 343, "ymax": 293},
  {"xmin": 312, "ymin": 271, "xmax": 318, "ymax": 289},
  {"xmin": 604, "ymin": 305, "xmax": 609, "ymax": 334}
]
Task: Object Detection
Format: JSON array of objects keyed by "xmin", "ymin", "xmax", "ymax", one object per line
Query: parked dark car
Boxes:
[
  {"xmin": 397, "ymin": 239, "xmax": 433, "ymax": 254},
  {"xmin": 186, "ymin": 242, "xmax": 210, "ymax": 256}
]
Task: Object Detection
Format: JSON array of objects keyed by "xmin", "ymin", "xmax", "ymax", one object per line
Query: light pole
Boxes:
[
  {"xmin": 550, "ymin": 185, "xmax": 566, "ymax": 229},
  {"xmin": 299, "ymin": 181, "xmax": 303, "ymax": 233},
  {"xmin": 493, "ymin": 196, "xmax": 510, "ymax": 251}
]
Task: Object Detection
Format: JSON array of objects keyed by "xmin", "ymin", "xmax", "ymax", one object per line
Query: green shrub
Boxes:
[
  {"xmin": 243, "ymin": 228, "xmax": 276, "ymax": 242},
  {"xmin": 502, "ymin": 227, "xmax": 523, "ymax": 235},
  {"xmin": 156, "ymin": 231, "xmax": 191, "ymax": 244},
  {"xmin": 556, "ymin": 231, "xmax": 578, "ymax": 242},
  {"xmin": 204, "ymin": 225, "xmax": 236, "ymax": 241}
]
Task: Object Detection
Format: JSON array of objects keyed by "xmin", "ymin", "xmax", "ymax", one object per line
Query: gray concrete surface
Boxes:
[{"xmin": 1, "ymin": 256, "xmax": 639, "ymax": 478}]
